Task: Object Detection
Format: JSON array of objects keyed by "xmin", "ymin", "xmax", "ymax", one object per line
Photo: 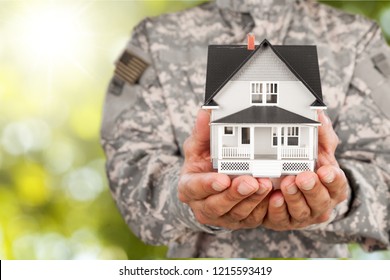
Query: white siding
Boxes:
[
  {"xmin": 232, "ymin": 46, "xmax": 298, "ymax": 81},
  {"xmin": 213, "ymin": 81, "xmax": 250, "ymax": 121},
  {"xmin": 299, "ymin": 127, "xmax": 310, "ymax": 147},
  {"xmin": 222, "ymin": 128, "xmax": 238, "ymax": 147},
  {"xmin": 278, "ymin": 81, "xmax": 316, "ymax": 120},
  {"xmin": 211, "ymin": 125, "xmax": 218, "ymax": 159},
  {"xmin": 254, "ymin": 127, "xmax": 275, "ymax": 155}
]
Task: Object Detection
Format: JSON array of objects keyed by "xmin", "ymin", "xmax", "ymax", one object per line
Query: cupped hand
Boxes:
[
  {"xmin": 262, "ymin": 111, "xmax": 349, "ymax": 230},
  {"xmin": 178, "ymin": 109, "xmax": 273, "ymax": 230}
]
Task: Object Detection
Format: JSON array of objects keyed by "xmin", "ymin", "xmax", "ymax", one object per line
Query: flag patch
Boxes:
[{"xmin": 114, "ymin": 50, "xmax": 148, "ymax": 84}]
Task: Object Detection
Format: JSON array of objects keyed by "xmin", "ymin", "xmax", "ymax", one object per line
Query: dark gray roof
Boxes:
[
  {"xmin": 203, "ymin": 99, "xmax": 219, "ymax": 107},
  {"xmin": 212, "ymin": 106, "xmax": 320, "ymax": 125},
  {"xmin": 204, "ymin": 39, "xmax": 325, "ymax": 107},
  {"xmin": 310, "ymin": 99, "xmax": 327, "ymax": 107}
]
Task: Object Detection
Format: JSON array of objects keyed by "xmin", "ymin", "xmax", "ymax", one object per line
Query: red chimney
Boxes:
[{"xmin": 247, "ymin": 33, "xmax": 255, "ymax": 50}]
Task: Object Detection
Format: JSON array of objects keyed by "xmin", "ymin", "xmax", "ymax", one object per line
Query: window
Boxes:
[
  {"xmin": 265, "ymin": 82, "xmax": 278, "ymax": 104},
  {"xmin": 272, "ymin": 128, "xmax": 278, "ymax": 146},
  {"xmin": 251, "ymin": 82, "xmax": 263, "ymax": 104},
  {"xmin": 250, "ymin": 82, "xmax": 278, "ymax": 105},
  {"xmin": 241, "ymin": 127, "xmax": 250, "ymax": 144},
  {"xmin": 272, "ymin": 127, "xmax": 284, "ymax": 146},
  {"xmin": 272, "ymin": 127, "xmax": 299, "ymax": 146},
  {"xmin": 252, "ymin": 94, "xmax": 263, "ymax": 104},
  {"xmin": 224, "ymin": 126, "xmax": 234, "ymax": 135},
  {"xmin": 287, "ymin": 127, "xmax": 299, "ymax": 146}
]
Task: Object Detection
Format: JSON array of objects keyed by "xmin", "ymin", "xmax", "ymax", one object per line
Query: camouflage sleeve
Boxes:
[
  {"xmin": 303, "ymin": 23, "xmax": 390, "ymax": 251},
  {"xmin": 101, "ymin": 19, "xmax": 222, "ymax": 246}
]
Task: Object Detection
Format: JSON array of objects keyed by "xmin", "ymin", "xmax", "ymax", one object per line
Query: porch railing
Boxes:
[
  {"xmin": 222, "ymin": 147, "xmax": 250, "ymax": 158},
  {"xmin": 281, "ymin": 147, "xmax": 309, "ymax": 159}
]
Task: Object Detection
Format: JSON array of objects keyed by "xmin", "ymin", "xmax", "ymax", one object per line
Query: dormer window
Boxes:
[{"xmin": 250, "ymin": 82, "xmax": 278, "ymax": 105}]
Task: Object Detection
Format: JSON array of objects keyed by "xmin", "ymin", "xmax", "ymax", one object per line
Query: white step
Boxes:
[{"xmin": 252, "ymin": 161, "xmax": 281, "ymax": 178}]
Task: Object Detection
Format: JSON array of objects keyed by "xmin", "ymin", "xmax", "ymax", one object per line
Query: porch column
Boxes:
[
  {"xmin": 250, "ymin": 126, "xmax": 254, "ymax": 159},
  {"xmin": 218, "ymin": 126, "xmax": 223, "ymax": 159},
  {"xmin": 277, "ymin": 126, "xmax": 282, "ymax": 160},
  {"xmin": 309, "ymin": 126, "xmax": 314, "ymax": 160}
]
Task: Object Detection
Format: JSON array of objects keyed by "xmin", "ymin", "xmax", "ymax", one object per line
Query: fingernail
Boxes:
[
  {"xmin": 201, "ymin": 108, "xmax": 211, "ymax": 116},
  {"xmin": 212, "ymin": 182, "xmax": 226, "ymax": 192},
  {"xmin": 323, "ymin": 171, "xmax": 335, "ymax": 184},
  {"xmin": 237, "ymin": 182, "xmax": 257, "ymax": 196},
  {"xmin": 301, "ymin": 177, "xmax": 315, "ymax": 191},
  {"xmin": 256, "ymin": 183, "xmax": 268, "ymax": 195},
  {"xmin": 286, "ymin": 184, "xmax": 298, "ymax": 195},
  {"xmin": 319, "ymin": 110, "xmax": 329, "ymax": 125},
  {"xmin": 273, "ymin": 197, "xmax": 284, "ymax": 207}
]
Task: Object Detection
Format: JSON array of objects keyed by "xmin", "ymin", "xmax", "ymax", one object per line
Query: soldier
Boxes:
[{"xmin": 101, "ymin": 0, "xmax": 390, "ymax": 258}]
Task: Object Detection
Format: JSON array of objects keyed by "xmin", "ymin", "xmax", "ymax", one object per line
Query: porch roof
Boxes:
[{"xmin": 212, "ymin": 106, "xmax": 320, "ymax": 125}]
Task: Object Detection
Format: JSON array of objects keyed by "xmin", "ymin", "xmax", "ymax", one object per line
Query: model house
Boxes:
[{"xmin": 203, "ymin": 35, "xmax": 326, "ymax": 177}]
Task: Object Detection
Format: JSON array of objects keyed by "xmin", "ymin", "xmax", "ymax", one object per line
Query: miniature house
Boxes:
[{"xmin": 203, "ymin": 35, "xmax": 326, "ymax": 177}]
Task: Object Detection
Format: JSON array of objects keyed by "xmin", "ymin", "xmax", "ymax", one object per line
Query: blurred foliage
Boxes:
[
  {"xmin": 0, "ymin": 0, "xmax": 389, "ymax": 260},
  {"xmin": 322, "ymin": 0, "xmax": 390, "ymax": 44}
]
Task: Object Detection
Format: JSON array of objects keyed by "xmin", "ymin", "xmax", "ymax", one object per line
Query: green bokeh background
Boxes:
[{"xmin": 0, "ymin": 0, "xmax": 389, "ymax": 260}]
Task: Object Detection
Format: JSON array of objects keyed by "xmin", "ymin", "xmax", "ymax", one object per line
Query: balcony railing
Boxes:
[
  {"xmin": 281, "ymin": 147, "xmax": 309, "ymax": 159},
  {"xmin": 222, "ymin": 147, "xmax": 250, "ymax": 158},
  {"xmin": 221, "ymin": 146, "xmax": 309, "ymax": 159}
]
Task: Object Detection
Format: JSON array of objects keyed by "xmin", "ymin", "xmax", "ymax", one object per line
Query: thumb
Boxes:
[
  {"xmin": 193, "ymin": 109, "xmax": 211, "ymax": 144},
  {"xmin": 317, "ymin": 110, "xmax": 339, "ymax": 165},
  {"xmin": 184, "ymin": 109, "xmax": 211, "ymax": 158},
  {"xmin": 318, "ymin": 110, "xmax": 339, "ymax": 152}
]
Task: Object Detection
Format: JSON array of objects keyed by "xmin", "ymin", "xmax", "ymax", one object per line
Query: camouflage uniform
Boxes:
[{"xmin": 101, "ymin": 0, "xmax": 390, "ymax": 258}]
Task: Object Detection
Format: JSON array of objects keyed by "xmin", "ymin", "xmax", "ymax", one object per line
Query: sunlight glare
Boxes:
[
  {"xmin": 5, "ymin": 2, "xmax": 95, "ymax": 101},
  {"xmin": 22, "ymin": 7, "xmax": 86, "ymax": 58},
  {"xmin": 16, "ymin": 3, "xmax": 91, "ymax": 66}
]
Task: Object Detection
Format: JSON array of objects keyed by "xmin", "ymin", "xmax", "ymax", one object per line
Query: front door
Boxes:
[{"xmin": 241, "ymin": 127, "xmax": 250, "ymax": 145}]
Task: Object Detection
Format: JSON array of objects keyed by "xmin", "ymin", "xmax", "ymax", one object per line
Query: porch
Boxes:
[
  {"xmin": 217, "ymin": 124, "xmax": 316, "ymax": 161},
  {"xmin": 221, "ymin": 146, "xmax": 311, "ymax": 160}
]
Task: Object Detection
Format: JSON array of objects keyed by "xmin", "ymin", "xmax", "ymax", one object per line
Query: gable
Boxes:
[
  {"xmin": 204, "ymin": 39, "xmax": 325, "ymax": 107},
  {"xmin": 204, "ymin": 45, "xmax": 252, "ymax": 104},
  {"xmin": 231, "ymin": 46, "xmax": 298, "ymax": 82},
  {"xmin": 274, "ymin": 45, "xmax": 323, "ymax": 102}
]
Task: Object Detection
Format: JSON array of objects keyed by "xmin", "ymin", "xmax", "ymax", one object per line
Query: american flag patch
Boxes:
[{"xmin": 114, "ymin": 50, "xmax": 148, "ymax": 84}]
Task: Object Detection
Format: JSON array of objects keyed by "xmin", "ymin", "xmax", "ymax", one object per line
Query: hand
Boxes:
[
  {"xmin": 262, "ymin": 111, "xmax": 349, "ymax": 230},
  {"xmin": 178, "ymin": 109, "xmax": 273, "ymax": 230}
]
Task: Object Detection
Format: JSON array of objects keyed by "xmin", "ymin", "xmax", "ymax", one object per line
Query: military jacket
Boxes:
[{"xmin": 101, "ymin": 0, "xmax": 390, "ymax": 258}]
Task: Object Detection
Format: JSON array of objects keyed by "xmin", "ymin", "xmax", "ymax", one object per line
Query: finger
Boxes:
[
  {"xmin": 295, "ymin": 171, "xmax": 331, "ymax": 220},
  {"xmin": 194, "ymin": 108, "xmax": 211, "ymax": 144},
  {"xmin": 317, "ymin": 165, "xmax": 349, "ymax": 204},
  {"xmin": 318, "ymin": 110, "xmax": 339, "ymax": 153},
  {"xmin": 263, "ymin": 190, "xmax": 290, "ymax": 230},
  {"xmin": 280, "ymin": 176, "xmax": 311, "ymax": 225},
  {"xmin": 317, "ymin": 111, "xmax": 339, "ymax": 167},
  {"xmin": 200, "ymin": 175, "xmax": 259, "ymax": 219},
  {"xmin": 184, "ymin": 109, "xmax": 211, "ymax": 159},
  {"xmin": 241, "ymin": 195, "xmax": 270, "ymax": 228},
  {"xmin": 226, "ymin": 178, "xmax": 272, "ymax": 223},
  {"xmin": 178, "ymin": 172, "xmax": 231, "ymax": 202}
]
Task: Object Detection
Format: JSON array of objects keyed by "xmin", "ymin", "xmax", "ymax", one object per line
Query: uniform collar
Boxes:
[
  {"xmin": 217, "ymin": 0, "xmax": 299, "ymax": 44},
  {"xmin": 216, "ymin": 0, "xmax": 292, "ymax": 13}
]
